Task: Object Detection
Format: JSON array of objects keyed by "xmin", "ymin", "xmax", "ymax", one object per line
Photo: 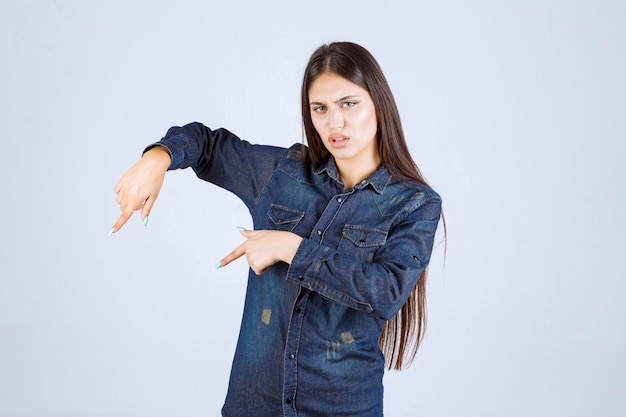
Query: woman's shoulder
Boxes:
[
  {"xmin": 394, "ymin": 178, "xmax": 441, "ymax": 201},
  {"xmin": 284, "ymin": 143, "xmax": 308, "ymax": 160},
  {"xmin": 382, "ymin": 168, "xmax": 439, "ymax": 196},
  {"xmin": 277, "ymin": 143, "xmax": 310, "ymax": 168},
  {"xmin": 377, "ymin": 176, "xmax": 441, "ymax": 219},
  {"xmin": 270, "ymin": 143, "xmax": 317, "ymax": 184}
]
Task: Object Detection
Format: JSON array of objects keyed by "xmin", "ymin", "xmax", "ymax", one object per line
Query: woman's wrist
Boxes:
[
  {"xmin": 282, "ymin": 232, "xmax": 303, "ymax": 265},
  {"xmin": 143, "ymin": 145, "xmax": 172, "ymax": 171}
]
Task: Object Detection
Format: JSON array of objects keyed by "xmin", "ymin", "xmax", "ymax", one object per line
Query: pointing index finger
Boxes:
[
  {"xmin": 217, "ymin": 241, "xmax": 246, "ymax": 269},
  {"xmin": 110, "ymin": 206, "xmax": 135, "ymax": 234}
]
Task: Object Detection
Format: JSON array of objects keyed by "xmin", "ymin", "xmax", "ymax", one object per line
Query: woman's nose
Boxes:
[{"xmin": 329, "ymin": 108, "xmax": 344, "ymax": 130}]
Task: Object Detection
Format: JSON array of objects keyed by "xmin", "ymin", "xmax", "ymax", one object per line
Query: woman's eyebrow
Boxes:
[
  {"xmin": 335, "ymin": 94, "xmax": 360, "ymax": 103},
  {"xmin": 309, "ymin": 95, "xmax": 361, "ymax": 106}
]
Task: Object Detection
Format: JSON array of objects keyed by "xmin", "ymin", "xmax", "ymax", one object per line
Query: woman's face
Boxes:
[{"xmin": 308, "ymin": 72, "xmax": 380, "ymax": 171}]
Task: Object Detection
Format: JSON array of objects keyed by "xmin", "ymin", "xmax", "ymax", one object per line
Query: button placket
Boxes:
[
  {"xmin": 308, "ymin": 191, "xmax": 350, "ymax": 244},
  {"xmin": 283, "ymin": 290, "xmax": 309, "ymax": 416}
]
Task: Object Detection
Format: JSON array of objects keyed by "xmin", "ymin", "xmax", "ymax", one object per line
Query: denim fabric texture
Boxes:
[{"xmin": 150, "ymin": 122, "xmax": 442, "ymax": 417}]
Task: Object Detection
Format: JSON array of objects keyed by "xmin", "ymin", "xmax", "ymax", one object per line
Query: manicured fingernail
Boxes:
[
  {"xmin": 215, "ymin": 261, "xmax": 222, "ymax": 269},
  {"xmin": 108, "ymin": 227, "xmax": 115, "ymax": 236},
  {"xmin": 143, "ymin": 216, "xmax": 149, "ymax": 227},
  {"xmin": 236, "ymin": 226, "xmax": 246, "ymax": 231}
]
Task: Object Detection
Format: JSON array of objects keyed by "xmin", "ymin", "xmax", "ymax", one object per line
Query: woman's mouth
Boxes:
[{"xmin": 329, "ymin": 135, "xmax": 349, "ymax": 148}]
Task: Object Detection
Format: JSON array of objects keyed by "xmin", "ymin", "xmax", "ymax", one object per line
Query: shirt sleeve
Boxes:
[
  {"xmin": 285, "ymin": 194, "xmax": 442, "ymax": 321},
  {"xmin": 146, "ymin": 122, "xmax": 287, "ymax": 208}
]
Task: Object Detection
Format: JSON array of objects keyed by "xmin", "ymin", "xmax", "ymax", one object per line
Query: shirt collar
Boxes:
[{"xmin": 315, "ymin": 158, "xmax": 392, "ymax": 194}]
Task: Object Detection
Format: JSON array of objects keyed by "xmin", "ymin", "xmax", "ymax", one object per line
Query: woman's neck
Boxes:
[{"xmin": 336, "ymin": 157, "xmax": 381, "ymax": 190}]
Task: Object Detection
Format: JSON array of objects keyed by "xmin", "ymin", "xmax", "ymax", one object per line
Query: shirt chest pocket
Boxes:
[
  {"xmin": 267, "ymin": 204, "xmax": 305, "ymax": 232},
  {"xmin": 338, "ymin": 225, "xmax": 388, "ymax": 263}
]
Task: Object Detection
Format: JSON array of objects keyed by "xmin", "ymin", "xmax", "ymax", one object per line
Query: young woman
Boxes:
[{"xmin": 112, "ymin": 42, "xmax": 442, "ymax": 417}]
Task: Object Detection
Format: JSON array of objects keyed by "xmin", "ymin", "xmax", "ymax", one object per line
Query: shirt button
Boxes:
[
  {"xmin": 295, "ymin": 307, "xmax": 302, "ymax": 313},
  {"xmin": 286, "ymin": 398, "xmax": 292, "ymax": 404},
  {"xmin": 289, "ymin": 353, "xmax": 295, "ymax": 359},
  {"xmin": 298, "ymin": 276, "xmax": 304, "ymax": 281},
  {"xmin": 337, "ymin": 197, "xmax": 342, "ymax": 203},
  {"xmin": 317, "ymin": 229, "xmax": 322, "ymax": 236}
]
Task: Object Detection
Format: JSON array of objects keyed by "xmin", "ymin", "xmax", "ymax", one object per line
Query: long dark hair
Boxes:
[{"xmin": 301, "ymin": 42, "xmax": 435, "ymax": 370}]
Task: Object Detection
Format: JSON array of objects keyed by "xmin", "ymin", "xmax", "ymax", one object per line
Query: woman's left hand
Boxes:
[{"xmin": 218, "ymin": 229, "xmax": 303, "ymax": 275}]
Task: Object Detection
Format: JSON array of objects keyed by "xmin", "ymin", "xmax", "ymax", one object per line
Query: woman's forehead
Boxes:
[{"xmin": 308, "ymin": 73, "xmax": 367, "ymax": 99}]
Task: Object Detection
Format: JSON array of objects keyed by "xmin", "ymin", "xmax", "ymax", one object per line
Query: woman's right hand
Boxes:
[{"xmin": 110, "ymin": 146, "xmax": 171, "ymax": 234}]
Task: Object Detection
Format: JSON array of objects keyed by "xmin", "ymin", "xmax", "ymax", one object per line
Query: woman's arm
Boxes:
[
  {"xmin": 156, "ymin": 122, "xmax": 286, "ymax": 207},
  {"xmin": 286, "ymin": 196, "xmax": 442, "ymax": 321},
  {"xmin": 111, "ymin": 122, "xmax": 287, "ymax": 233}
]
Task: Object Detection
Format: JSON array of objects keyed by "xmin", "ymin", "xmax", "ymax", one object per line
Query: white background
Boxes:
[{"xmin": 1, "ymin": 1, "xmax": 624, "ymax": 416}]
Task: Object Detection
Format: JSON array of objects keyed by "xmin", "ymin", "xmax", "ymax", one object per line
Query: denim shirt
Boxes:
[{"xmin": 151, "ymin": 122, "xmax": 442, "ymax": 417}]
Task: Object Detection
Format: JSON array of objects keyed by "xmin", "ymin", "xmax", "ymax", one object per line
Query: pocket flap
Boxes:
[
  {"xmin": 268, "ymin": 204, "xmax": 305, "ymax": 226},
  {"xmin": 342, "ymin": 225, "xmax": 387, "ymax": 248}
]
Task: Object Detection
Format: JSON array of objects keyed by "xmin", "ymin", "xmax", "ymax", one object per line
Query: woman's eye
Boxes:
[
  {"xmin": 313, "ymin": 105, "xmax": 326, "ymax": 113},
  {"xmin": 342, "ymin": 101, "xmax": 356, "ymax": 108}
]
